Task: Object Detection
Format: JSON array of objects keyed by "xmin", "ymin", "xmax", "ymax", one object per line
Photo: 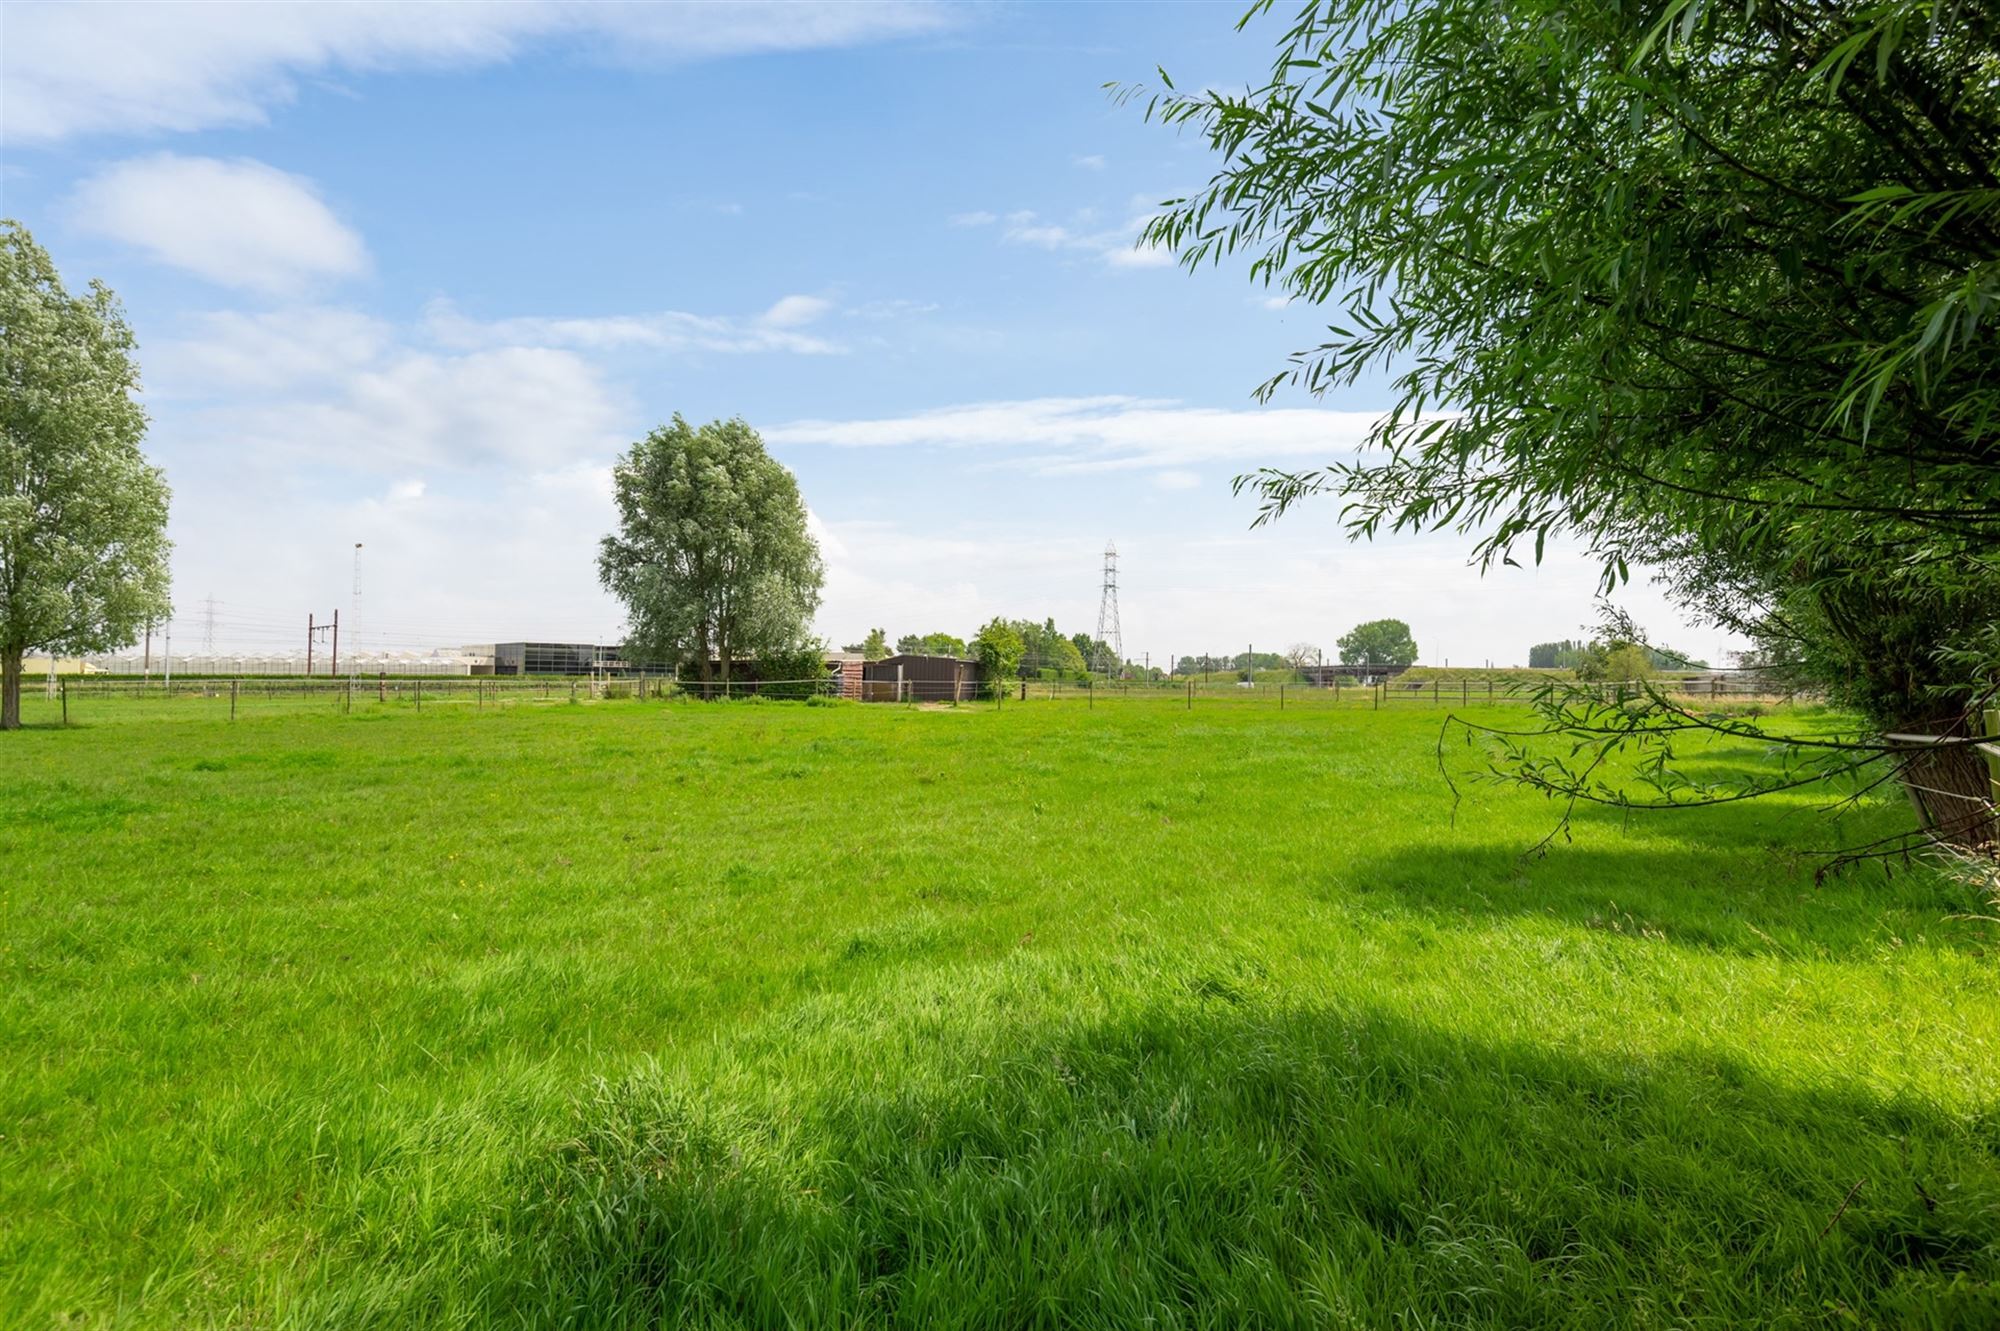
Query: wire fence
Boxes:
[
  {"xmin": 34, "ymin": 673, "xmax": 695, "ymax": 722},
  {"xmin": 1002, "ymin": 675, "xmax": 1817, "ymax": 709},
  {"xmin": 21, "ymin": 671, "xmax": 1817, "ymax": 726}
]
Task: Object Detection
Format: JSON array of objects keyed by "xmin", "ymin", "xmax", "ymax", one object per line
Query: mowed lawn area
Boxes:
[{"xmin": 4, "ymin": 694, "xmax": 1997, "ymax": 1328}]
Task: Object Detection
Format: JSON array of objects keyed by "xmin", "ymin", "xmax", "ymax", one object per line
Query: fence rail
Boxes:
[
  {"xmin": 21, "ymin": 672, "xmax": 1817, "ymax": 726},
  {"xmin": 1003, "ymin": 676, "xmax": 1817, "ymax": 709}
]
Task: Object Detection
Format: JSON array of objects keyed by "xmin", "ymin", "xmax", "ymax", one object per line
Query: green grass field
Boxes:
[{"xmin": 4, "ymin": 695, "xmax": 1997, "ymax": 1328}]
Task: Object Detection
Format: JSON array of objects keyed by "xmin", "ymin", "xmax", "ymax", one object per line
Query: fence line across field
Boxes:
[{"xmin": 39, "ymin": 671, "xmax": 1816, "ymax": 724}]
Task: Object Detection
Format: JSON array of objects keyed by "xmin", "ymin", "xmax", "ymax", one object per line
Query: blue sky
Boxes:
[{"xmin": 0, "ymin": 0, "xmax": 1737, "ymax": 667}]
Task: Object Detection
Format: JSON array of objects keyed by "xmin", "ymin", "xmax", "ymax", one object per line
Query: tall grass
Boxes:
[{"xmin": 1, "ymin": 697, "xmax": 1994, "ymax": 1326}]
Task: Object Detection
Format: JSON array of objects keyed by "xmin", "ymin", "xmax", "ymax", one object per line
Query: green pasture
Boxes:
[{"xmin": 2, "ymin": 694, "xmax": 1995, "ymax": 1327}]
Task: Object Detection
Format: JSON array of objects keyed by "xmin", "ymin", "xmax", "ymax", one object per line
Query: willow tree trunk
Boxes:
[
  {"xmin": 1892, "ymin": 722, "xmax": 1997, "ymax": 851},
  {"xmin": 1, "ymin": 647, "xmax": 21, "ymax": 731}
]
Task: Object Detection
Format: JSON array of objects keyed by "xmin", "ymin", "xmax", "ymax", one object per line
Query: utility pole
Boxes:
[
  {"xmin": 330, "ymin": 608, "xmax": 339, "ymax": 677},
  {"xmin": 164, "ymin": 623, "xmax": 172, "ymax": 687},
  {"xmin": 350, "ymin": 543, "xmax": 363, "ymax": 681},
  {"xmin": 307, "ymin": 613, "xmax": 315, "ymax": 675}
]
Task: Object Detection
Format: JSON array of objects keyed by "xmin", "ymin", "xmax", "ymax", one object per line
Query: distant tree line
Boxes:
[
  {"xmin": 1528, "ymin": 637, "xmax": 1707, "ymax": 672},
  {"xmin": 845, "ymin": 617, "xmax": 1130, "ymax": 680}
]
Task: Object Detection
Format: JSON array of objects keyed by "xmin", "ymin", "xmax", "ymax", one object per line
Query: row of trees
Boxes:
[
  {"xmin": 847, "ymin": 618, "xmax": 1421, "ymax": 680},
  {"xmin": 843, "ymin": 620, "xmax": 1117, "ymax": 675},
  {"xmin": 1135, "ymin": 0, "xmax": 2000, "ymax": 847},
  {"xmin": 590, "ymin": 422, "xmax": 1433, "ymax": 691},
  {"xmin": 1529, "ymin": 638, "xmax": 1707, "ymax": 673},
  {"xmin": 595, "ymin": 426, "xmax": 1133, "ymax": 693}
]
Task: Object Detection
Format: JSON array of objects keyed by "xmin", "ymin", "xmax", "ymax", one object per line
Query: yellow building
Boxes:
[{"xmin": 21, "ymin": 656, "xmax": 97, "ymax": 675}]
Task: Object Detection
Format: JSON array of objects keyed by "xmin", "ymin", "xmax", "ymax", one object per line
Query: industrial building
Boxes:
[{"xmin": 491, "ymin": 642, "xmax": 626, "ymax": 676}]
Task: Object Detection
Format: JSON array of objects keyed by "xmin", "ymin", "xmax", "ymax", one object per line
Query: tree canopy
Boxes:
[
  {"xmin": 842, "ymin": 628, "xmax": 890, "ymax": 661},
  {"xmin": 1135, "ymin": 1, "xmax": 2000, "ymax": 703},
  {"xmin": 895, "ymin": 631, "xmax": 968, "ymax": 658},
  {"xmin": 1134, "ymin": 0, "xmax": 2000, "ymax": 842},
  {"xmin": 597, "ymin": 416, "xmax": 822, "ymax": 684},
  {"xmin": 0, "ymin": 221, "xmax": 171, "ymax": 730},
  {"xmin": 1336, "ymin": 619, "xmax": 1419, "ymax": 667},
  {"xmin": 971, "ymin": 618, "xmax": 1025, "ymax": 696},
  {"xmin": 1017, "ymin": 618, "xmax": 1088, "ymax": 676}
]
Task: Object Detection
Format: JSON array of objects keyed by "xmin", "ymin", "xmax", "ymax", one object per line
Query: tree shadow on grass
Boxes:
[
  {"xmin": 473, "ymin": 986, "xmax": 1999, "ymax": 1330},
  {"xmin": 1316, "ymin": 837, "xmax": 1996, "ymax": 959}
]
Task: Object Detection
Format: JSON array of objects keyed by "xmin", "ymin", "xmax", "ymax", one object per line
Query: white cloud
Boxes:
[
  {"xmin": 1258, "ymin": 294, "xmax": 1293, "ymax": 311},
  {"xmin": 767, "ymin": 395, "xmax": 1382, "ymax": 474},
  {"xmin": 220, "ymin": 344, "xmax": 627, "ymax": 471},
  {"xmin": 3, "ymin": 1, "xmax": 957, "ymax": 143},
  {"xmin": 70, "ymin": 154, "xmax": 368, "ymax": 295},
  {"xmin": 845, "ymin": 298, "xmax": 940, "ymax": 320},
  {"xmin": 949, "ymin": 210, "xmax": 998, "ymax": 227},
  {"xmin": 1154, "ymin": 469, "xmax": 1202, "ymax": 491},
  {"xmin": 1005, "ymin": 220, "xmax": 1076, "ymax": 250},
  {"xmin": 1072, "ymin": 154, "xmax": 1107, "ymax": 170},
  {"xmin": 388, "ymin": 478, "xmax": 427, "ymax": 502},
  {"xmin": 760, "ymin": 294, "xmax": 833, "ymax": 328},
  {"xmin": 423, "ymin": 298, "xmax": 844, "ymax": 356},
  {"xmin": 996, "ymin": 209, "xmax": 1170, "ymax": 272},
  {"xmin": 1104, "ymin": 242, "xmax": 1173, "ymax": 269},
  {"xmin": 147, "ymin": 307, "xmax": 393, "ymax": 394}
]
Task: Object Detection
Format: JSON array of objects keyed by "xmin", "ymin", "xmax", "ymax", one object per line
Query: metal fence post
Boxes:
[
  {"xmin": 230, "ymin": 679, "xmax": 237, "ymax": 721},
  {"xmin": 61, "ymin": 677, "xmax": 68, "ymax": 726}
]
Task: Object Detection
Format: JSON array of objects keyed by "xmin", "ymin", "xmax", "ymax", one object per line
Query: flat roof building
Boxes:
[{"xmin": 492, "ymin": 642, "xmax": 627, "ymax": 676}]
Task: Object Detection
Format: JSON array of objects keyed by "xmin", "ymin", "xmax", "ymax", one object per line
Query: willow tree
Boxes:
[
  {"xmin": 0, "ymin": 221, "xmax": 171, "ymax": 730},
  {"xmin": 597, "ymin": 415, "xmax": 822, "ymax": 686},
  {"xmin": 1132, "ymin": 0, "xmax": 2000, "ymax": 845}
]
